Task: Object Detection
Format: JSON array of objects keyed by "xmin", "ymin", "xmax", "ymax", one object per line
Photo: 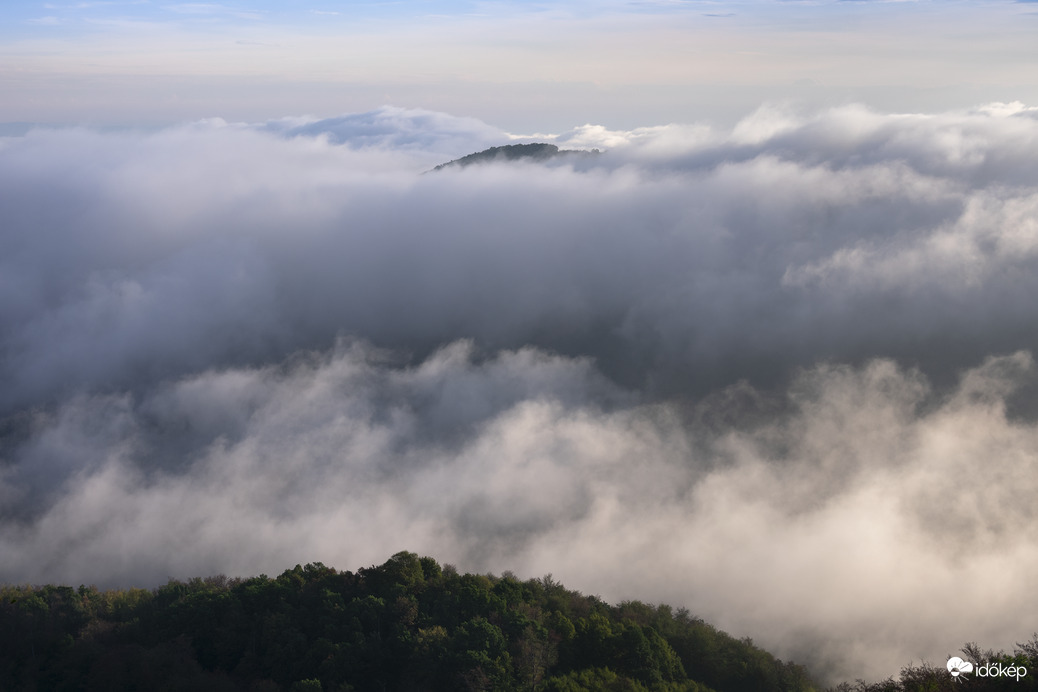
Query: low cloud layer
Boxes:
[
  {"xmin": 4, "ymin": 103, "xmax": 1038, "ymax": 682},
  {"xmin": 6, "ymin": 104, "xmax": 1038, "ymax": 411},
  {"xmin": 3, "ymin": 342, "xmax": 1038, "ymax": 683}
]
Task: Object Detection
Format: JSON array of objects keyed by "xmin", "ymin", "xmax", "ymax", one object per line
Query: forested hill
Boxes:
[
  {"xmin": 0, "ymin": 551, "xmax": 817, "ymax": 692},
  {"xmin": 432, "ymin": 143, "xmax": 600, "ymax": 170},
  {"xmin": 6, "ymin": 552, "xmax": 1035, "ymax": 691}
]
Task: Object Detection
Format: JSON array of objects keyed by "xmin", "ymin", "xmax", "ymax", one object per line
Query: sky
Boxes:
[
  {"xmin": 4, "ymin": 0, "xmax": 1038, "ymax": 687},
  {"xmin": 3, "ymin": 0, "xmax": 1038, "ymax": 129}
]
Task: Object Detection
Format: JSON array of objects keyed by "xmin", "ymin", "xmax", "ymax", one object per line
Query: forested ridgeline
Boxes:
[{"xmin": 1, "ymin": 551, "xmax": 816, "ymax": 692}]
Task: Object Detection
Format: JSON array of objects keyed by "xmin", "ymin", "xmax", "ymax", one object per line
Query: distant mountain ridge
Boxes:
[{"xmin": 432, "ymin": 142, "xmax": 600, "ymax": 170}]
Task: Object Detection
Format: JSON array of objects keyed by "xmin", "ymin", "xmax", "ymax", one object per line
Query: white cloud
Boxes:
[
  {"xmin": 258, "ymin": 106, "xmax": 510, "ymax": 155},
  {"xmin": 5, "ymin": 103, "xmax": 1038, "ymax": 683},
  {"xmin": 2, "ymin": 342, "xmax": 1037, "ymax": 684}
]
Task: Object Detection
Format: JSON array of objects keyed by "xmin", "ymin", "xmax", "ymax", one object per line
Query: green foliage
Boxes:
[
  {"xmin": 0, "ymin": 553, "xmax": 827, "ymax": 691},
  {"xmin": 542, "ymin": 666, "xmax": 649, "ymax": 691}
]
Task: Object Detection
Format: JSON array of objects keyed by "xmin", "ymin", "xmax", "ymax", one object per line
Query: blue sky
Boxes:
[
  {"xmin": 5, "ymin": 1, "xmax": 482, "ymax": 31},
  {"xmin": 3, "ymin": 1, "xmax": 1038, "ymax": 132}
]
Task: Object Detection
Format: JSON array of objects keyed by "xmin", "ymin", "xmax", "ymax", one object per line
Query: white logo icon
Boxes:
[{"xmin": 948, "ymin": 657, "xmax": 974, "ymax": 678}]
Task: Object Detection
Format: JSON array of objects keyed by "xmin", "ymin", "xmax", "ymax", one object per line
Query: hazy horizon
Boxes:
[{"xmin": 4, "ymin": 0, "xmax": 1038, "ymax": 130}]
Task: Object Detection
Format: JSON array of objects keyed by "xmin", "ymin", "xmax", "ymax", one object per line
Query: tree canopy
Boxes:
[{"xmin": 0, "ymin": 551, "xmax": 818, "ymax": 691}]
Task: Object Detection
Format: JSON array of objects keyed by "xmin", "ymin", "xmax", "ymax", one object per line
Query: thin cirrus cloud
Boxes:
[{"xmin": 4, "ymin": 103, "xmax": 1038, "ymax": 682}]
